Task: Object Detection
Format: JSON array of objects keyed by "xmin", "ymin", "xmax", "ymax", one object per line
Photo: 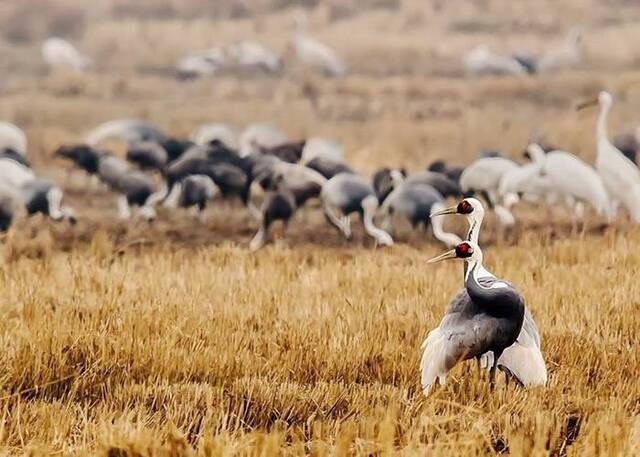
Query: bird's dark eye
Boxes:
[
  {"xmin": 457, "ymin": 200, "xmax": 473, "ymax": 214},
  {"xmin": 455, "ymin": 242, "xmax": 473, "ymax": 258}
]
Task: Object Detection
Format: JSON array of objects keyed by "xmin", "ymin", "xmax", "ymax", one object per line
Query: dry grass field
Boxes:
[{"xmin": 2, "ymin": 0, "xmax": 640, "ymax": 455}]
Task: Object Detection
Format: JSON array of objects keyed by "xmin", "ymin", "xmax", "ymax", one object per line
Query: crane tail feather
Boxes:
[
  {"xmin": 497, "ymin": 341, "xmax": 547, "ymax": 387},
  {"xmin": 420, "ymin": 327, "xmax": 449, "ymax": 396}
]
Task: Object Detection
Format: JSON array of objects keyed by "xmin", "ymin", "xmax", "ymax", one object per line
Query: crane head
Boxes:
[
  {"xmin": 430, "ymin": 197, "xmax": 484, "ymax": 218},
  {"xmin": 427, "ymin": 241, "xmax": 480, "ymax": 264}
]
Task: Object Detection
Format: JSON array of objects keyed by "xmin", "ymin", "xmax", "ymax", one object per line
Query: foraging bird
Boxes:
[
  {"xmin": 459, "ymin": 157, "xmax": 519, "ymax": 226},
  {"xmin": 463, "ymin": 46, "xmax": 528, "ymax": 77},
  {"xmin": 151, "ymin": 142, "xmax": 253, "ymax": 210},
  {"xmin": 191, "ymin": 123, "xmax": 239, "ymax": 150},
  {"xmin": 379, "ymin": 181, "xmax": 462, "ymax": 247},
  {"xmin": 239, "ymin": 123, "xmax": 288, "ymax": 157},
  {"xmin": 521, "ymin": 144, "xmax": 611, "ymax": 219},
  {"xmin": 421, "ymin": 240, "xmax": 525, "ymax": 395},
  {"xmin": 0, "ymin": 159, "xmax": 76, "ymax": 226},
  {"xmin": 305, "ymin": 156, "xmax": 353, "ymax": 179},
  {"xmin": 175, "ymin": 48, "xmax": 225, "ymax": 80},
  {"xmin": 259, "ymin": 140, "xmax": 306, "ymax": 163},
  {"xmin": 55, "ymin": 144, "xmax": 103, "ymax": 179},
  {"xmin": 301, "ymin": 138, "xmax": 344, "ymax": 164},
  {"xmin": 42, "ymin": 37, "xmax": 90, "ymax": 71},
  {"xmin": 427, "ymin": 160, "xmax": 464, "ymax": 184},
  {"xmin": 228, "ymin": 40, "xmax": 281, "ymax": 73},
  {"xmin": 86, "ymin": 119, "xmax": 166, "ymax": 146},
  {"xmin": 96, "ymin": 154, "xmax": 157, "ymax": 220},
  {"xmin": 577, "ymin": 91, "xmax": 640, "ymax": 222},
  {"xmin": 292, "ymin": 13, "xmax": 346, "ymax": 77},
  {"xmin": 249, "ymin": 177, "xmax": 297, "ymax": 251},
  {"xmin": 430, "ymin": 198, "xmax": 547, "ymax": 387},
  {"xmin": 0, "ymin": 148, "xmax": 30, "ymax": 168},
  {"xmin": 404, "ymin": 171, "xmax": 462, "ymax": 199},
  {"xmin": 176, "ymin": 175, "xmax": 219, "ymax": 220},
  {"xmin": 0, "ymin": 122, "xmax": 27, "ymax": 157},
  {"xmin": 321, "ymin": 173, "xmax": 393, "ymax": 246},
  {"xmin": 372, "ymin": 167, "xmax": 406, "ymax": 204}
]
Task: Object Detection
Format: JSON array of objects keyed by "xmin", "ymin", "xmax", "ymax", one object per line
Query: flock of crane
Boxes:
[
  {"xmin": 40, "ymin": 19, "xmax": 581, "ymax": 79},
  {"xmin": 1, "ymin": 87, "xmax": 638, "ymax": 395},
  {"xmin": 0, "ymin": 90, "xmax": 638, "ymax": 254}
]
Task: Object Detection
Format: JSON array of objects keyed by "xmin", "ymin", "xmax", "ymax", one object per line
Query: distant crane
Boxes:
[
  {"xmin": 578, "ymin": 91, "xmax": 640, "ymax": 222},
  {"xmin": 292, "ymin": 13, "xmax": 346, "ymax": 77}
]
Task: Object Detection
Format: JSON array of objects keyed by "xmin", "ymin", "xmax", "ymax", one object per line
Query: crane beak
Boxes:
[
  {"xmin": 576, "ymin": 97, "xmax": 598, "ymax": 111},
  {"xmin": 427, "ymin": 249, "xmax": 457, "ymax": 264},
  {"xmin": 430, "ymin": 206, "xmax": 457, "ymax": 218}
]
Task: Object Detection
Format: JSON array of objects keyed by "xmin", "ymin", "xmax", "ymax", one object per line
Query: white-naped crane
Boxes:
[
  {"xmin": 191, "ymin": 123, "xmax": 239, "ymax": 150},
  {"xmin": 379, "ymin": 181, "xmax": 462, "ymax": 247},
  {"xmin": 430, "ymin": 198, "xmax": 547, "ymax": 388},
  {"xmin": 421, "ymin": 240, "xmax": 525, "ymax": 395},
  {"xmin": 321, "ymin": 173, "xmax": 393, "ymax": 246},
  {"xmin": 459, "ymin": 157, "xmax": 519, "ymax": 228},
  {"xmin": 239, "ymin": 123, "xmax": 288, "ymax": 157},
  {"xmin": 0, "ymin": 158, "xmax": 76, "ymax": 228},
  {"xmin": 578, "ymin": 91, "xmax": 640, "ymax": 223},
  {"xmin": 0, "ymin": 122, "xmax": 27, "ymax": 157},
  {"xmin": 521, "ymin": 143, "xmax": 612, "ymax": 224},
  {"xmin": 291, "ymin": 13, "xmax": 346, "ymax": 77}
]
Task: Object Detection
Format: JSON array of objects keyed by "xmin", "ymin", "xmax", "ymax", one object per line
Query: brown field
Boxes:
[{"xmin": 1, "ymin": 0, "xmax": 640, "ymax": 455}]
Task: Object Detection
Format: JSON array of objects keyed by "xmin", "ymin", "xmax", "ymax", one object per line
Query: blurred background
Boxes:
[{"xmin": 2, "ymin": 0, "xmax": 640, "ymax": 170}]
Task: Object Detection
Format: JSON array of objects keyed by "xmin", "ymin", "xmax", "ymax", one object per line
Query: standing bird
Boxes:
[
  {"xmin": 291, "ymin": 14, "xmax": 346, "ymax": 77},
  {"xmin": 42, "ymin": 37, "xmax": 91, "ymax": 72},
  {"xmin": 522, "ymin": 143, "xmax": 612, "ymax": 222},
  {"xmin": 0, "ymin": 122, "xmax": 27, "ymax": 157},
  {"xmin": 321, "ymin": 173, "xmax": 393, "ymax": 246},
  {"xmin": 421, "ymin": 241, "xmax": 525, "ymax": 395},
  {"xmin": 577, "ymin": 91, "xmax": 640, "ymax": 222},
  {"xmin": 430, "ymin": 198, "xmax": 547, "ymax": 387}
]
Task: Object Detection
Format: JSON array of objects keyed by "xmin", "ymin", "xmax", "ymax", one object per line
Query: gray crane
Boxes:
[
  {"xmin": 430, "ymin": 198, "xmax": 547, "ymax": 387},
  {"xmin": 421, "ymin": 241, "xmax": 525, "ymax": 395}
]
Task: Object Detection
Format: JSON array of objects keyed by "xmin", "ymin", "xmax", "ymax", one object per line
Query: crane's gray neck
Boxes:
[{"xmin": 464, "ymin": 261, "xmax": 523, "ymax": 320}]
